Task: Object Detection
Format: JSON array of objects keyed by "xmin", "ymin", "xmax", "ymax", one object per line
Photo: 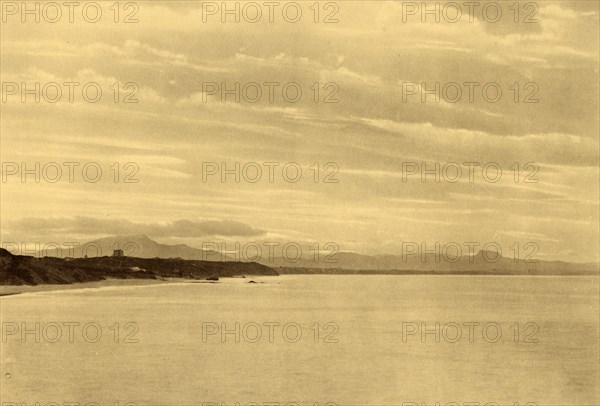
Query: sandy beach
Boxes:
[
  {"xmin": 0, "ymin": 275, "xmax": 268, "ymax": 296},
  {"xmin": 0, "ymin": 278, "xmax": 178, "ymax": 296}
]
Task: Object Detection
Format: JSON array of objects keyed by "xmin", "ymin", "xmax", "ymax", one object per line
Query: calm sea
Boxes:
[{"xmin": 1, "ymin": 275, "xmax": 598, "ymax": 406}]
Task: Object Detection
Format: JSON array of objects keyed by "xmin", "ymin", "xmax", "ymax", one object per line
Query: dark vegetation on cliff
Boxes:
[{"xmin": 0, "ymin": 248, "xmax": 278, "ymax": 286}]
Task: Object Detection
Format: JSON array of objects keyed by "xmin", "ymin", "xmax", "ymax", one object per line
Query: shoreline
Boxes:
[
  {"xmin": 1, "ymin": 273, "xmax": 597, "ymax": 297},
  {"xmin": 0, "ymin": 274, "xmax": 276, "ymax": 297},
  {"xmin": 0, "ymin": 277, "xmax": 181, "ymax": 297}
]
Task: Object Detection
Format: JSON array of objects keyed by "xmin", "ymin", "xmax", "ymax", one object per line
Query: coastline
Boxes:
[
  {"xmin": 0, "ymin": 277, "xmax": 176, "ymax": 296},
  {"xmin": 0, "ymin": 275, "xmax": 273, "ymax": 297},
  {"xmin": 2, "ymin": 272, "xmax": 597, "ymax": 297}
]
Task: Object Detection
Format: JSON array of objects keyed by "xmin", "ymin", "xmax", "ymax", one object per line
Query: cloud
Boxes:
[
  {"xmin": 9, "ymin": 217, "xmax": 266, "ymax": 238},
  {"xmin": 1, "ymin": 0, "xmax": 598, "ymax": 262}
]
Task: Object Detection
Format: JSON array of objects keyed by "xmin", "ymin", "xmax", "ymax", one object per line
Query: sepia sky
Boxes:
[{"xmin": 1, "ymin": 1, "xmax": 599, "ymax": 262}]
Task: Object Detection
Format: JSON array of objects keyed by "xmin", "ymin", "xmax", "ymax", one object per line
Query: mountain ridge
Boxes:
[{"xmin": 32, "ymin": 235, "xmax": 600, "ymax": 275}]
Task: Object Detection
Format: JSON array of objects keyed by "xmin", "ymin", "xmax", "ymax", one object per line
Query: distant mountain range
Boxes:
[
  {"xmin": 267, "ymin": 250, "xmax": 600, "ymax": 275},
  {"xmin": 39, "ymin": 234, "xmax": 214, "ymax": 260},
  {"xmin": 38, "ymin": 235, "xmax": 599, "ymax": 276}
]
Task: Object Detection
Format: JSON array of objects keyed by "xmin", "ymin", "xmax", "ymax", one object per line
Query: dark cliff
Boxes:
[{"xmin": 0, "ymin": 248, "xmax": 278, "ymax": 286}]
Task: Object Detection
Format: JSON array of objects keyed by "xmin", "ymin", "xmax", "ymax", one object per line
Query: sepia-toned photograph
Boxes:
[{"xmin": 1, "ymin": 1, "xmax": 599, "ymax": 405}]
